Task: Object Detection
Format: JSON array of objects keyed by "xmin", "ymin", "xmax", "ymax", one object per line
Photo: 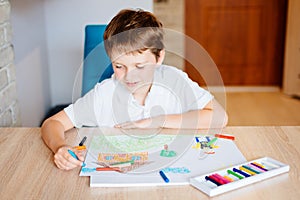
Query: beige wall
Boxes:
[{"xmin": 154, "ymin": 0, "xmax": 185, "ymax": 70}]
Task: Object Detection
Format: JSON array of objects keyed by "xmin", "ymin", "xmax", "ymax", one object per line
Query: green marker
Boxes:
[
  {"xmin": 207, "ymin": 137, "xmax": 218, "ymax": 146},
  {"xmin": 227, "ymin": 169, "xmax": 244, "ymax": 179},
  {"xmin": 110, "ymin": 160, "xmax": 134, "ymax": 166}
]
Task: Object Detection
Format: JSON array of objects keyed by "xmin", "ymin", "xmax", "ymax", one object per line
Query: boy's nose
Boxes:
[{"xmin": 125, "ymin": 67, "xmax": 138, "ymax": 80}]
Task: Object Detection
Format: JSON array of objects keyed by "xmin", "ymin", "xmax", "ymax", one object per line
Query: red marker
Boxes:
[
  {"xmin": 96, "ymin": 167, "xmax": 121, "ymax": 172},
  {"xmin": 215, "ymin": 133, "xmax": 235, "ymax": 140},
  {"xmin": 208, "ymin": 175, "xmax": 224, "ymax": 185},
  {"xmin": 212, "ymin": 173, "xmax": 231, "ymax": 184}
]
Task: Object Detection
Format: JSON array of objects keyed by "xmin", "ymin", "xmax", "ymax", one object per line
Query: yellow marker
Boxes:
[
  {"xmin": 239, "ymin": 166, "xmax": 256, "ymax": 175},
  {"xmin": 75, "ymin": 145, "xmax": 86, "ymax": 150},
  {"xmin": 252, "ymin": 162, "xmax": 265, "ymax": 168},
  {"xmin": 192, "ymin": 143, "xmax": 200, "ymax": 149},
  {"xmin": 223, "ymin": 175, "xmax": 234, "ymax": 182}
]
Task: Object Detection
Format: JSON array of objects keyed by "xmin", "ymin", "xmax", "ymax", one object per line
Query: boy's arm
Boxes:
[
  {"xmin": 162, "ymin": 99, "xmax": 228, "ymax": 129},
  {"xmin": 115, "ymin": 99, "xmax": 228, "ymax": 129},
  {"xmin": 41, "ymin": 110, "xmax": 84, "ymax": 170}
]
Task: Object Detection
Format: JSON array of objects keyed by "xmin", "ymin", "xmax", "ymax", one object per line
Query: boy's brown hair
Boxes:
[{"xmin": 104, "ymin": 9, "xmax": 164, "ymax": 61}]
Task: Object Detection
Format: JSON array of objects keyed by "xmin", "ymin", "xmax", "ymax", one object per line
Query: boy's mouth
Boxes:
[{"xmin": 125, "ymin": 81, "xmax": 139, "ymax": 87}]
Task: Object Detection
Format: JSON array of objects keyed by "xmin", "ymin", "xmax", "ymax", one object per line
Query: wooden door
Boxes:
[{"xmin": 185, "ymin": 0, "xmax": 287, "ymax": 86}]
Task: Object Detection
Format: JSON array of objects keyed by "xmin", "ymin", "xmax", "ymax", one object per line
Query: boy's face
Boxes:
[{"xmin": 112, "ymin": 49, "xmax": 164, "ymax": 95}]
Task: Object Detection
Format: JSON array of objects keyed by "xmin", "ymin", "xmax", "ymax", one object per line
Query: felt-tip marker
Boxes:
[
  {"xmin": 68, "ymin": 149, "xmax": 86, "ymax": 167},
  {"xmin": 215, "ymin": 133, "xmax": 235, "ymax": 140},
  {"xmin": 79, "ymin": 136, "xmax": 87, "ymax": 146},
  {"xmin": 159, "ymin": 170, "xmax": 170, "ymax": 183}
]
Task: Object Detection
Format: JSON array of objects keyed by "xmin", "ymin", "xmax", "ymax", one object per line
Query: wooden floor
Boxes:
[{"xmin": 225, "ymin": 92, "xmax": 300, "ymax": 126}]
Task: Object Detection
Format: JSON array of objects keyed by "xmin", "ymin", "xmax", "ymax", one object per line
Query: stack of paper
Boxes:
[{"xmin": 79, "ymin": 133, "xmax": 246, "ymax": 187}]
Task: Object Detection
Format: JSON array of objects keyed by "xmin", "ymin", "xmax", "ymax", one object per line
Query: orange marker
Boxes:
[
  {"xmin": 223, "ymin": 175, "xmax": 234, "ymax": 182},
  {"xmin": 75, "ymin": 145, "xmax": 86, "ymax": 150}
]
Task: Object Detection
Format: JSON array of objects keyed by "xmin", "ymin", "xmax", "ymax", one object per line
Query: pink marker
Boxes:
[
  {"xmin": 248, "ymin": 164, "xmax": 266, "ymax": 173},
  {"xmin": 211, "ymin": 173, "xmax": 231, "ymax": 184}
]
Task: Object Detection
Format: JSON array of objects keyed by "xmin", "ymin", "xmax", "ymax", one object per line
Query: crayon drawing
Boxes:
[
  {"xmin": 89, "ymin": 134, "xmax": 176, "ymax": 153},
  {"xmin": 81, "ymin": 133, "xmax": 247, "ymax": 187}
]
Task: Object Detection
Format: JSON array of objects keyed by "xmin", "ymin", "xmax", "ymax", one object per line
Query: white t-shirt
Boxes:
[{"xmin": 64, "ymin": 65, "xmax": 213, "ymax": 128}]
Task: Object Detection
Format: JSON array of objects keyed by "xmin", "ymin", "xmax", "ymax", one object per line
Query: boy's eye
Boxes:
[
  {"xmin": 115, "ymin": 65, "xmax": 123, "ymax": 69},
  {"xmin": 136, "ymin": 65, "xmax": 145, "ymax": 69}
]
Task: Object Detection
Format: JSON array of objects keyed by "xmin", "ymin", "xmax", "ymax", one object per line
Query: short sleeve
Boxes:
[
  {"xmin": 157, "ymin": 66, "xmax": 213, "ymax": 112},
  {"xmin": 64, "ymin": 87, "xmax": 98, "ymax": 128}
]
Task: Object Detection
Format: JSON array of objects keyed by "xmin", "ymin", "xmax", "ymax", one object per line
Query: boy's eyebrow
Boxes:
[
  {"xmin": 136, "ymin": 62, "xmax": 150, "ymax": 65},
  {"xmin": 112, "ymin": 61, "xmax": 124, "ymax": 65},
  {"xmin": 112, "ymin": 61, "xmax": 150, "ymax": 65}
]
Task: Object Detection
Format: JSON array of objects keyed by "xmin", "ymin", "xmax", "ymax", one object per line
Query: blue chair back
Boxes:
[{"xmin": 82, "ymin": 25, "xmax": 114, "ymax": 96}]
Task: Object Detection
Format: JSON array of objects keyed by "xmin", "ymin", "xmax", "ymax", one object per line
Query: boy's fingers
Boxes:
[
  {"xmin": 114, "ymin": 122, "xmax": 132, "ymax": 129},
  {"xmin": 55, "ymin": 158, "xmax": 75, "ymax": 170},
  {"xmin": 73, "ymin": 149, "xmax": 86, "ymax": 161},
  {"xmin": 65, "ymin": 150, "xmax": 83, "ymax": 166},
  {"xmin": 54, "ymin": 146, "xmax": 82, "ymax": 170},
  {"xmin": 120, "ymin": 123, "xmax": 136, "ymax": 129}
]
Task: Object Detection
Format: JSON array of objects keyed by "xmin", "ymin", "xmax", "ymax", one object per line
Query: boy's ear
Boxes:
[{"xmin": 156, "ymin": 49, "xmax": 165, "ymax": 65}]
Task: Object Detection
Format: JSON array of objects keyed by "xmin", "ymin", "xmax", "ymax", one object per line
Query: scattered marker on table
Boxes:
[
  {"xmin": 207, "ymin": 137, "xmax": 218, "ymax": 146},
  {"xmin": 159, "ymin": 170, "xmax": 170, "ymax": 183},
  {"xmin": 215, "ymin": 134, "xmax": 235, "ymax": 140}
]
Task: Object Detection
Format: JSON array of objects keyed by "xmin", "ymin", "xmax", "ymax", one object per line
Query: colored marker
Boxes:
[
  {"xmin": 79, "ymin": 136, "xmax": 87, "ymax": 146},
  {"xmin": 96, "ymin": 167, "xmax": 120, "ymax": 172},
  {"xmin": 205, "ymin": 176, "xmax": 221, "ymax": 186},
  {"xmin": 223, "ymin": 175, "xmax": 234, "ymax": 182},
  {"xmin": 110, "ymin": 160, "xmax": 134, "ymax": 165},
  {"xmin": 243, "ymin": 165, "xmax": 261, "ymax": 174},
  {"xmin": 251, "ymin": 162, "xmax": 268, "ymax": 171},
  {"xmin": 227, "ymin": 169, "xmax": 244, "ymax": 179},
  {"xmin": 209, "ymin": 175, "xmax": 225, "ymax": 185},
  {"xmin": 248, "ymin": 164, "xmax": 265, "ymax": 173},
  {"xmin": 75, "ymin": 145, "xmax": 86, "ymax": 150},
  {"xmin": 205, "ymin": 136, "xmax": 211, "ymax": 142},
  {"xmin": 211, "ymin": 174, "xmax": 230, "ymax": 184},
  {"xmin": 207, "ymin": 137, "xmax": 218, "ymax": 146},
  {"xmin": 68, "ymin": 149, "xmax": 86, "ymax": 167},
  {"xmin": 195, "ymin": 137, "xmax": 200, "ymax": 143},
  {"xmin": 110, "ymin": 160, "xmax": 134, "ymax": 168},
  {"xmin": 215, "ymin": 133, "xmax": 235, "ymax": 140},
  {"xmin": 233, "ymin": 168, "xmax": 251, "ymax": 177},
  {"xmin": 239, "ymin": 166, "xmax": 256, "ymax": 175},
  {"xmin": 159, "ymin": 170, "xmax": 170, "ymax": 183}
]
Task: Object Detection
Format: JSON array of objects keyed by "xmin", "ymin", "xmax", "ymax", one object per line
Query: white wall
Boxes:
[
  {"xmin": 10, "ymin": 0, "xmax": 51, "ymax": 127},
  {"xmin": 10, "ymin": 0, "xmax": 152, "ymax": 126},
  {"xmin": 44, "ymin": 0, "xmax": 152, "ymax": 106}
]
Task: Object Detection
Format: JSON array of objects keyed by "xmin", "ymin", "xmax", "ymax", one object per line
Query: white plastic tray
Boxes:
[{"xmin": 190, "ymin": 157, "xmax": 289, "ymax": 197}]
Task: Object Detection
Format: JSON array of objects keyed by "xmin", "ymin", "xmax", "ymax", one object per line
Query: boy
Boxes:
[{"xmin": 41, "ymin": 9, "xmax": 228, "ymax": 170}]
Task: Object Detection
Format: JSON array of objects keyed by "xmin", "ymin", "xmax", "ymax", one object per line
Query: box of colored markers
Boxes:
[{"xmin": 190, "ymin": 157, "xmax": 289, "ymax": 197}]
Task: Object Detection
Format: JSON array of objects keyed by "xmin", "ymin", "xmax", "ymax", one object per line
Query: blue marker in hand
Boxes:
[{"xmin": 68, "ymin": 149, "xmax": 86, "ymax": 167}]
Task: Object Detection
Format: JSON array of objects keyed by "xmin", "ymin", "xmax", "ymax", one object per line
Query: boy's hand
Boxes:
[
  {"xmin": 54, "ymin": 145, "xmax": 86, "ymax": 170},
  {"xmin": 115, "ymin": 116, "xmax": 165, "ymax": 129}
]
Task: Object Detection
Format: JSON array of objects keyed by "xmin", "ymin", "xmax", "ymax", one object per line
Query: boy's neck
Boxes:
[{"xmin": 132, "ymin": 84, "xmax": 152, "ymax": 106}]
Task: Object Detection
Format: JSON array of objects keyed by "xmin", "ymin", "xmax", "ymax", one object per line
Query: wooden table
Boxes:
[{"xmin": 0, "ymin": 126, "xmax": 299, "ymax": 199}]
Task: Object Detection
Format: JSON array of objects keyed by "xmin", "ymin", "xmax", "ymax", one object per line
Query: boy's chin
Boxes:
[{"xmin": 126, "ymin": 84, "xmax": 151, "ymax": 95}]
